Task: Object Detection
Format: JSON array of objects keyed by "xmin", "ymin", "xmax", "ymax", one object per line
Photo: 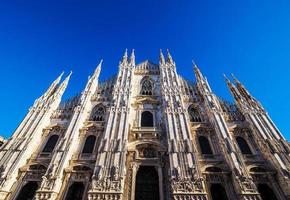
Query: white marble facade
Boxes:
[{"xmin": 0, "ymin": 50, "xmax": 289, "ymax": 200}]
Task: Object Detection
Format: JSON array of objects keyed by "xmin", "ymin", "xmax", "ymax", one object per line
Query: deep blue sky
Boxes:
[{"xmin": 0, "ymin": 0, "xmax": 289, "ymax": 140}]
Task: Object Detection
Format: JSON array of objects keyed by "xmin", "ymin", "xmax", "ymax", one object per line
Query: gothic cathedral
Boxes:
[{"xmin": 0, "ymin": 50, "xmax": 289, "ymax": 200}]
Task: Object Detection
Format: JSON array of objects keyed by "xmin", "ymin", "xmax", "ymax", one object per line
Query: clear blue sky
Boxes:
[{"xmin": 0, "ymin": 0, "xmax": 289, "ymax": 140}]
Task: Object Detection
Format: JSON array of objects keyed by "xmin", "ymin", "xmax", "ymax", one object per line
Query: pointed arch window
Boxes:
[
  {"xmin": 16, "ymin": 181, "xmax": 38, "ymax": 200},
  {"xmin": 188, "ymin": 105, "xmax": 203, "ymax": 122},
  {"xmin": 140, "ymin": 79, "xmax": 153, "ymax": 95},
  {"xmin": 90, "ymin": 105, "xmax": 105, "ymax": 121},
  {"xmin": 257, "ymin": 184, "xmax": 278, "ymax": 200},
  {"xmin": 82, "ymin": 135, "xmax": 96, "ymax": 154},
  {"xmin": 141, "ymin": 111, "xmax": 154, "ymax": 127},
  {"xmin": 236, "ymin": 136, "xmax": 252, "ymax": 155},
  {"xmin": 65, "ymin": 182, "xmax": 85, "ymax": 200},
  {"xmin": 210, "ymin": 183, "xmax": 229, "ymax": 200},
  {"xmin": 198, "ymin": 136, "xmax": 213, "ymax": 155},
  {"xmin": 42, "ymin": 135, "xmax": 59, "ymax": 153}
]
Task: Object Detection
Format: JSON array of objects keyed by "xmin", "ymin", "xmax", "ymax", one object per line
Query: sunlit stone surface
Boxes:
[{"xmin": 0, "ymin": 50, "xmax": 289, "ymax": 200}]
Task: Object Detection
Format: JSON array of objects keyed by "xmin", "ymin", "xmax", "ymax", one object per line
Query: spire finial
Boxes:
[
  {"xmin": 59, "ymin": 71, "xmax": 64, "ymax": 79},
  {"xmin": 166, "ymin": 49, "xmax": 174, "ymax": 64},
  {"xmin": 130, "ymin": 49, "xmax": 135, "ymax": 65},
  {"xmin": 67, "ymin": 70, "xmax": 73, "ymax": 79},
  {"xmin": 43, "ymin": 71, "xmax": 65, "ymax": 98},
  {"xmin": 159, "ymin": 49, "xmax": 165, "ymax": 65},
  {"xmin": 121, "ymin": 48, "xmax": 128, "ymax": 65},
  {"xmin": 223, "ymin": 74, "xmax": 231, "ymax": 83},
  {"xmin": 94, "ymin": 59, "xmax": 103, "ymax": 76},
  {"xmin": 192, "ymin": 60, "xmax": 198, "ymax": 69},
  {"xmin": 192, "ymin": 60, "xmax": 202, "ymax": 78},
  {"xmin": 231, "ymin": 73, "xmax": 240, "ymax": 84},
  {"xmin": 57, "ymin": 71, "xmax": 72, "ymax": 94}
]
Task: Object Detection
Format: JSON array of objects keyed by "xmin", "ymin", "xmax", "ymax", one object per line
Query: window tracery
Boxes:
[
  {"xmin": 90, "ymin": 105, "xmax": 105, "ymax": 121},
  {"xmin": 188, "ymin": 105, "xmax": 203, "ymax": 122},
  {"xmin": 139, "ymin": 147, "xmax": 157, "ymax": 158},
  {"xmin": 140, "ymin": 79, "xmax": 153, "ymax": 95}
]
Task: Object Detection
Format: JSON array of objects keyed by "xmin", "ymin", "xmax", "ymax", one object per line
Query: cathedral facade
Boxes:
[{"xmin": 0, "ymin": 50, "xmax": 289, "ymax": 200}]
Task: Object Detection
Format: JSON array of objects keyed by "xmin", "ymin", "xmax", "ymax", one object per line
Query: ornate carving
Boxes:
[
  {"xmin": 239, "ymin": 177, "xmax": 257, "ymax": 193},
  {"xmin": 41, "ymin": 176, "xmax": 54, "ymax": 190},
  {"xmin": 111, "ymin": 166, "xmax": 119, "ymax": 181},
  {"xmin": 171, "ymin": 178, "xmax": 204, "ymax": 194},
  {"xmin": 139, "ymin": 147, "xmax": 157, "ymax": 158},
  {"xmin": 92, "ymin": 177, "xmax": 122, "ymax": 192}
]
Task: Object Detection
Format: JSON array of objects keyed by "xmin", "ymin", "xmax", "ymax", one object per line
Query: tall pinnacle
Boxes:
[
  {"xmin": 57, "ymin": 71, "xmax": 72, "ymax": 96},
  {"xmin": 223, "ymin": 74, "xmax": 244, "ymax": 104},
  {"xmin": 159, "ymin": 49, "xmax": 165, "ymax": 65},
  {"xmin": 192, "ymin": 60, "xmax": 204, "ymax": 82},
  {"xmin": 129, "ymin": 49, "xmax": 135, "ymax": 66},
  {"xmin": 45, "ymin": 72, "xmax": 64, "ymax": 97},
  {"xmin": 166, "ymin": 49, "xmax": 174, "ymax": 64},
  {"xmin": 121, "ymin": 49, "xmax": 128, "ymax": 65},
  {"xmin": 231, "ymin": 74, "xmax": 252, "ymax": 101},
  {"xmin": 94, "ymin": 59, "xmax": 103, "ymax": 77}
]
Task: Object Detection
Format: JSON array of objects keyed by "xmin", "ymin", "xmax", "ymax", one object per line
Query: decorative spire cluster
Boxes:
[
  {"xmin": 120, "ymin": 49, "xmax": 135, "ymax": 66},
  {"xmin": 159, "ymin": 49, "xmax": 165, "ymax": 65},
  {"xmin": 159, "ymin": 49, "xmax": 175, "ymax": 66},
  {"xmin": 223, "ymin": 73, "xmax": 263, "ymax": 111},
  {"xmin": 56, "ymin": 71, "xmax": 72, "ymax": 96}
]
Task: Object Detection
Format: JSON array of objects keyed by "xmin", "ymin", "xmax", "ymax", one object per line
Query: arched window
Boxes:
[
  {"xmin": 82, "ymin": 135, "xmax": 96, "ymax": 154},
  {"xmin": 140, "ymin": 79, "xmax": 153, "ymax": 95},
  {"xmin": 42, "ymin": 135, "xmax": 59, "ymax": 153},
  {"xmin": 236, "ymin": 136, "xmax": 252, "ymax": 155},
  {"xmin": 16, "ymin": 181, "xmax": 38, "ymax": 200},
  {"xmin": 210, "ymin": 183, "xmax": 229, "ymax": 200},
  {"xmin": 90, "ymin": 105, "xmax": 105, "ymax": 121},
  {"xmin": 250, "ymin": 167, "xmax": 267, "ymax": 173},
  {"xmin": 188, "ymin": 106, "xmax": 203, "ymax": 122},
  {"xmin": 198, "ymin": 136, "xmax": 213, "ymax": 155},
  {"xmin": 135, "ymin": 166, "xmax": 160, "ymax": 200},
  {"xmin": 65, "ymin": 182, "xmax": 85, "ymax": 200},
  {"xmin": 205, "ymin": 167, "xmax": 222, "ymax": 172},
  {"xmin": 141, "ymin": 111, "xmax": 154, "ymax": 127},
  {"xmin": 257, "ymin": 184, "xmax": 278, "ymax": 200}
]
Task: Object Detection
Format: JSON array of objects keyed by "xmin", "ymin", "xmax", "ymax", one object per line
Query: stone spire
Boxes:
[
  {"xmin": 84, "ymin": 60, "xmax": 102, "ymax": 93},
  {"xmin": 36, "ymin": 72, "xmax": 64, "ymax": 103},
  {"xmin": 231, "ymin": 74, "xmax": 254, "ymax": 101},
  {"xmin": 33, "ymin": 72, "xmax": 66, "ymax": 107},
  {"xmin": 231, "ymin": 74, "xmax": 263, "ymax": 110},
  {"xmin": 166, "ymin": 49, "xmax": 174, "ymax": 65},
  {"xmin": 42, "ymin": 72, "xmax": 64, "ymax": 99},
  {"xmin": 224, "ymin": 74, "xmax": 243, "ymax": 103},
  {"xmin": 120, "ymin": 49, "xmax": 128, "ymax": 65},
  {"xmin": 192, "ymin": 60, "xmax": 204, "ymax": 81},
  {"xmin": 94, "ymin": 59, "xmax": 102, "ymax": 77},
  {"xmin": 56, "ymin": 71, "xmax": 72, "ymax": 96},
  {"xmin": 193, "ymin": 61, "xmax": 212, "ymax": 93},
  {"xmin": 129, "ymin": 49, "xmax": 135, "ymax": 66},
  {"xmin": 159, "ymin": 49, "xmax": 165, "ymax": 65}
]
